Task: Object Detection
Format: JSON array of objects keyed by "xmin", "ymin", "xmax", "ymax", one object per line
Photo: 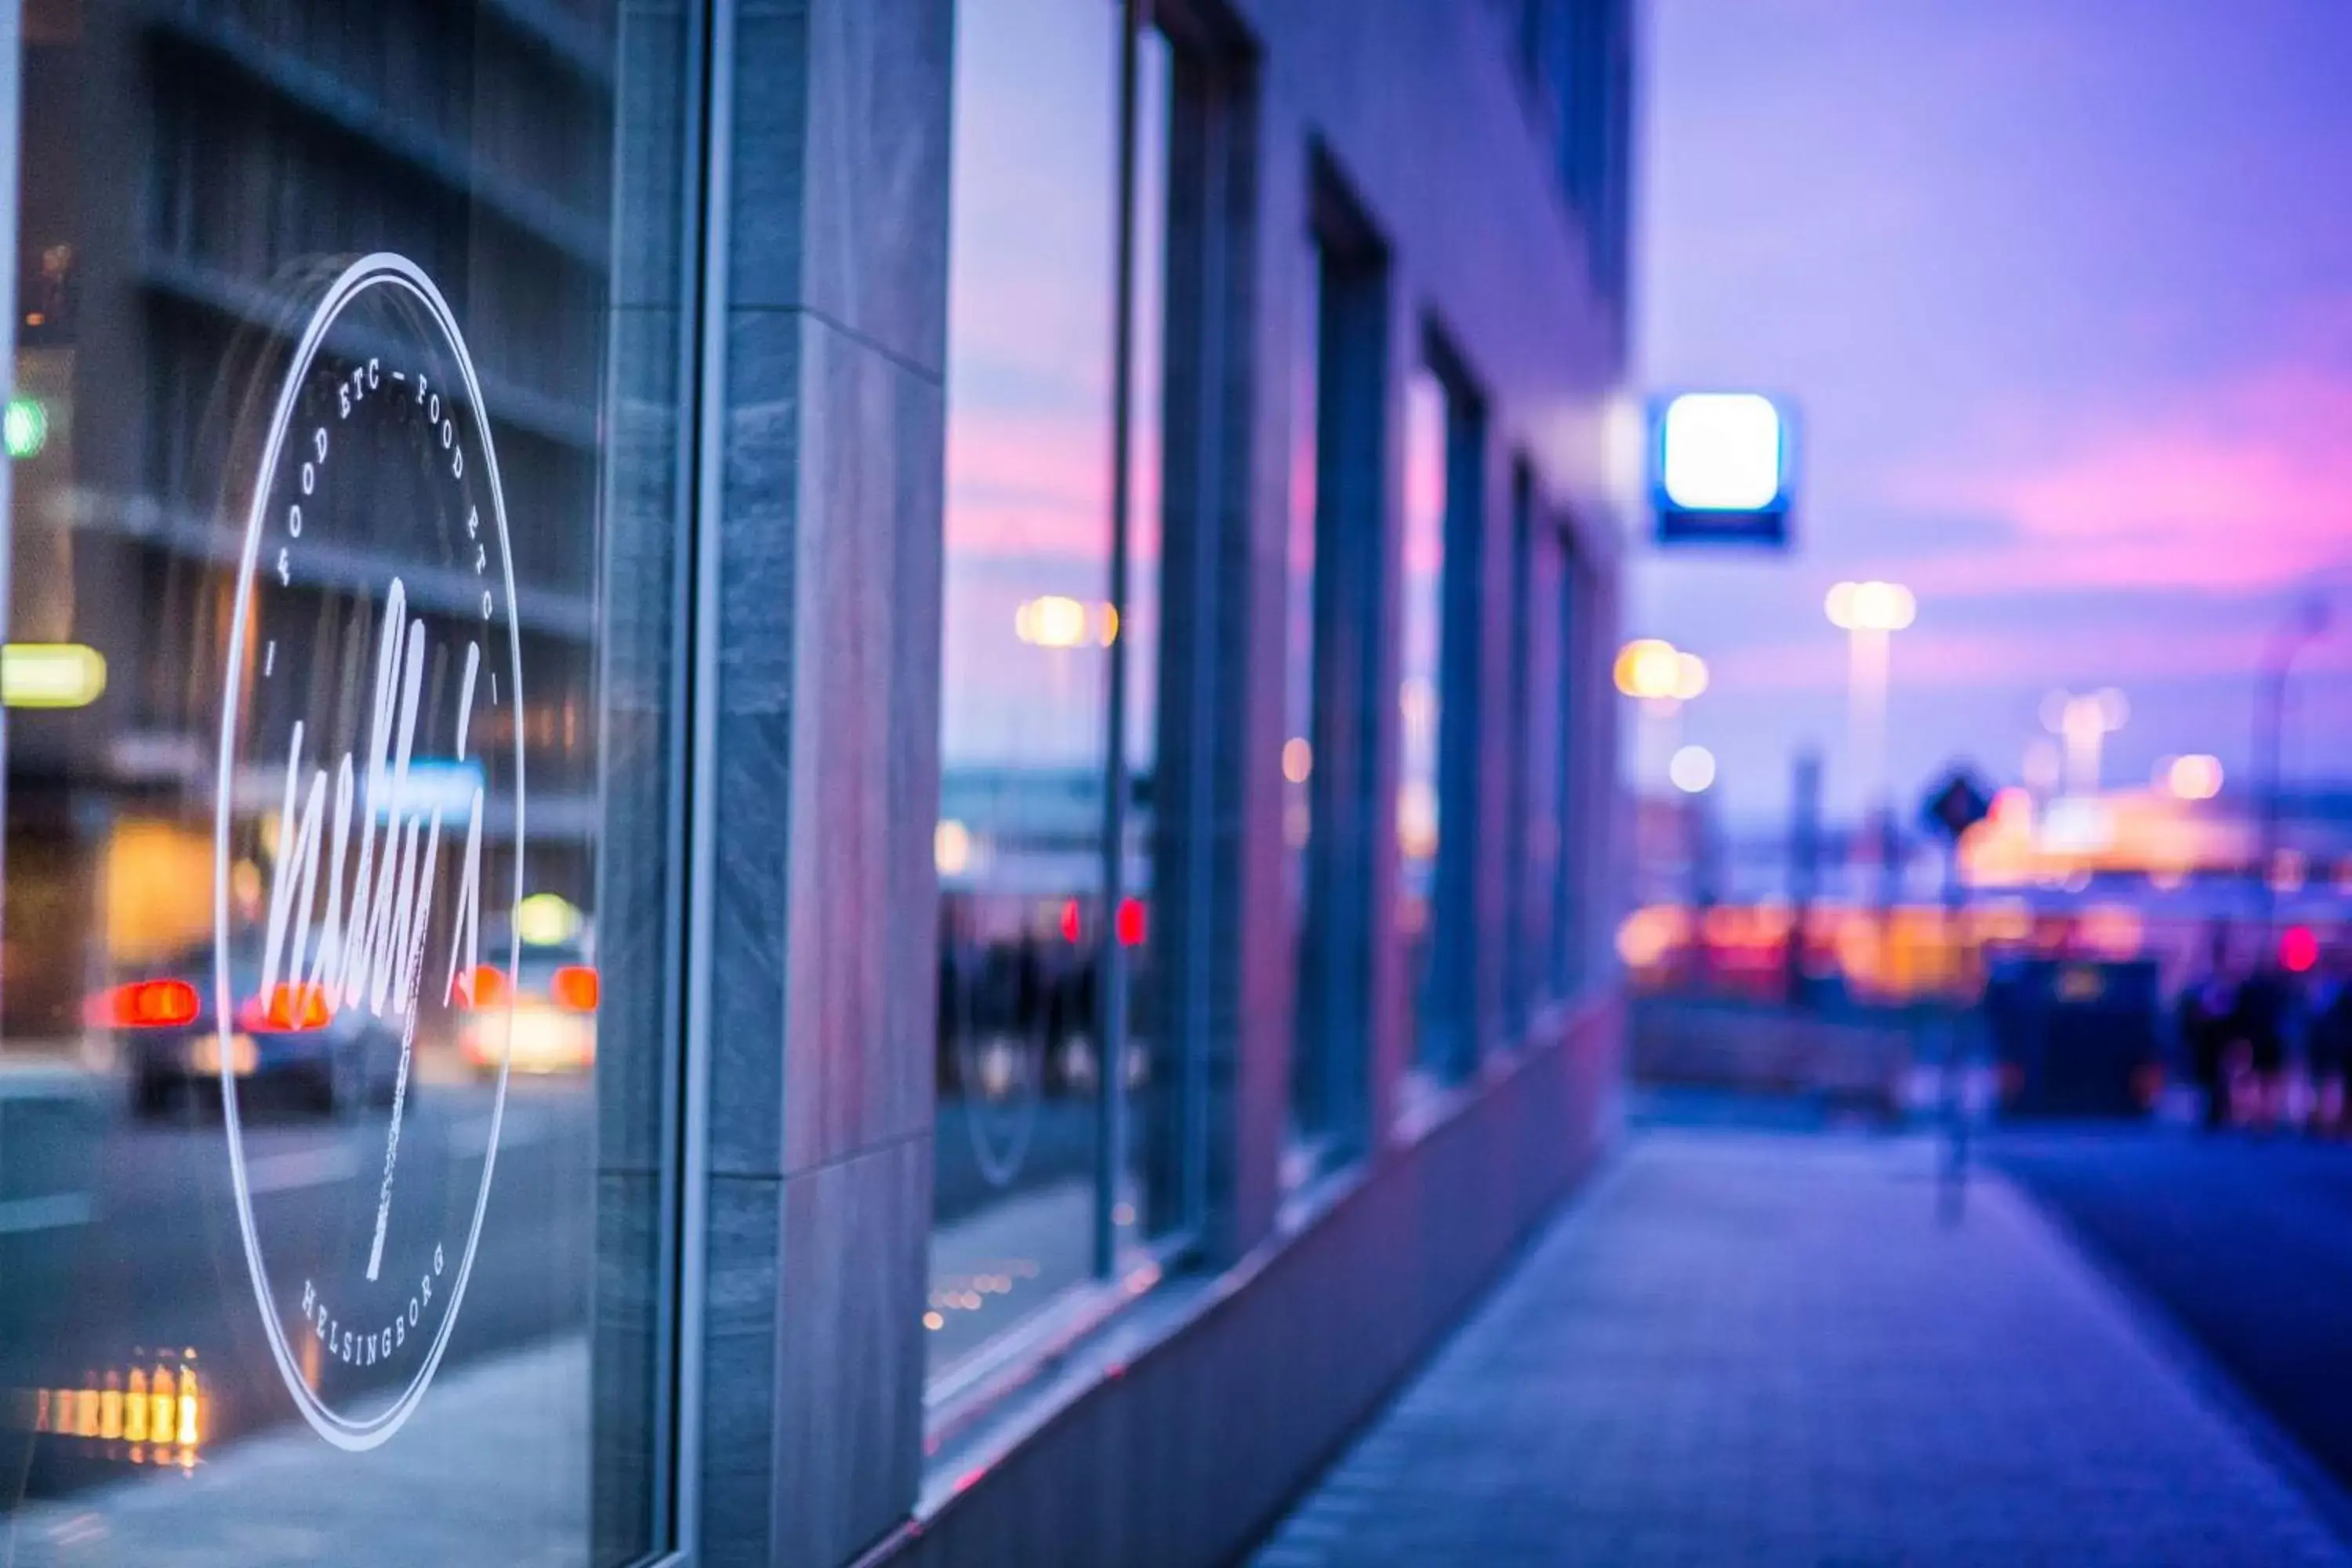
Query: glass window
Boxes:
[
  {"xmin": 931, "ymin": 0, "xmax": 1123, "ymax": 1381},
  {"xmin": 1398, "ymin": 358, "xmax": 1479, "ymax": 1100},
  {"xmin": 1523, "ymin": 506, "xmax": 1566, "ymax": 1014},
  {"xmin": 0, "ymin": 2, "xmax": 691, "ymax": 1563},
  {"xmin": 1503, "ymin": 463, "xmax": 1537, "ymax": 1036},
  {"xmin": 1289, "ymin": 177, "xmax": 1385, "ymax": 1174},
  {"xmin": 1552, "ymin": 546, "xmax": 1586, "ymax": 997},
  {"xmin": 1118, "ymin": 20, "xmax": 1172, "ymax": 1254},
  {"xmin": 1280, "ymin": 232, "xmax": 1323, "ymax": 1184},
  {"xmin": 931, "ymin": 0, "xmax": 1191, "ymax": 1380},
  {"xmin": 1397, "ymin": 369, "xmax": 1447, "ymax": 1087}
]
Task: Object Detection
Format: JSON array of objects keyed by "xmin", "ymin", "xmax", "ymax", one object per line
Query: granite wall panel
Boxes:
[{"xmin": 691, "ymin": 2, "xmax": 951, "ymax": 1561}]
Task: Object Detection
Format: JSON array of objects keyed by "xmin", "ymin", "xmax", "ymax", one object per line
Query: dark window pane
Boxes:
[{"xmin": 0, "ymin": 2, "xmax": 687, "ymax": 1561}]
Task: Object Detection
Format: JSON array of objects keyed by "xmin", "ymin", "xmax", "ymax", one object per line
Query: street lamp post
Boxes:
[
  {"xmin": 1826, "ymin": 582, "xmax": 1915, "ymax": 967},
  {"xmin": 2039, "ymin": 688, "xmax": 2129, "ymax": 797},
  {"xmin": 2256, "ymin": 595, "xmax": 2330, "ymax": 936},
  {"xmin": 1614, "ymin": 637, "xmax": 1708, "ymax": 789},
  {"xmin": 1824, "ymin": 581, "xmax": 1915, "ymax": 811}
]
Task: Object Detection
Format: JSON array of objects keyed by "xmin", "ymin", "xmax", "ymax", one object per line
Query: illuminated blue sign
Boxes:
[
  {"xmin": 368, "ymin": 758, "xmax": 487, "ymax": 823},
  {"xmin": 1651, "ymin": 392, "xmax": 1795, "ymax": 546}
]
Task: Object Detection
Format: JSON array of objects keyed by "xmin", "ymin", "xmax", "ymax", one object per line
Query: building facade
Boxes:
[{"xmin": 0, "ymin": 1, "xmax": 1632, "ymax": 1563}]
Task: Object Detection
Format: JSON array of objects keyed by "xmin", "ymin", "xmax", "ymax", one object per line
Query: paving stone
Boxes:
[{"xmin": 1252, "ymin": 1131, "xmax": 2352, "ymax": 1566}]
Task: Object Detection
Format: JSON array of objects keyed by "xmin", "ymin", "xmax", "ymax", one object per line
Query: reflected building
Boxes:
[
  {"xmin": 2, "ymin": 3, "xmax": 691, "ymax": 1561},
  {"xmin": 8, "ymin": 0, "xmax": 610, "ymax": 1045}
]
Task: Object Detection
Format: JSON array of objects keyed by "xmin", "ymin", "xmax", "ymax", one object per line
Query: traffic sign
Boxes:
[{"xmin": 1922, "ymin": 767, "xmax": 1994, "ymax": 841}]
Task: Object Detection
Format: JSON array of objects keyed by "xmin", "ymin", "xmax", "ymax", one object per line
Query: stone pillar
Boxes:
[{"xmin": 691, "ymin": 2, "xmax": 951, "ymax": 1563}]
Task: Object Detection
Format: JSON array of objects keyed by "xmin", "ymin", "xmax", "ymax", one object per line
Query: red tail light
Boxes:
[
  {"xmin": 90, "ymin": 979, "xmax": 201, "ymax": 1029},
  {"xmin": 550, "ymin": 965, "xmax": 601, "ymax": 1013},
  {"xmin": 456, "ymin": 964, "xmax": 508, "ymax": 1009},
  {"xmin": 238, "ymin": 982, "xmax": 332, "ymax": 1033},
  {"xmin": 1116, "ymin": 898, "xmax": 1146, "ymax": 948}
]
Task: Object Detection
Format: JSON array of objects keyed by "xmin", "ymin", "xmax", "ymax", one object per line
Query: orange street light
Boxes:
[{"xmin": 1613, "ymin": 637, "xmax": 1683, "ymax": 701}]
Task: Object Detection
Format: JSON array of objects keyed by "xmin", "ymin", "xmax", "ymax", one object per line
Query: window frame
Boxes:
[
  {"xmin": 1552, "ymin": 531, "xmax": 1595, "ymax": 1000},
  {"xmin": 923, "ymin": 0, "xmax": 1258, "ymax": 1428},
  {"xmin": 1402, "ymin": 325, "xmax": 1486, "ymax": 1092},
  {"xmin": 1287, "ymin": 147, "xmax": 1392, "ymax": 1177},
  {"xmin": 1501, "ymin": 457, "xmax": 1537, "ymax": 1039}
]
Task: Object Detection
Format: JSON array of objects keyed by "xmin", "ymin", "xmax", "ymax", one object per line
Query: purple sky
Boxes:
[{"xmin": 1635, "ymin": 0, "xmax": 2352, "ymax": 826}]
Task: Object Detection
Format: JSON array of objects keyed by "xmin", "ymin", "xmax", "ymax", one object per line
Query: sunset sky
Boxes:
[{"xmin": 1635, "ymin": 0, "xmax": 2352, "ymax": 826}]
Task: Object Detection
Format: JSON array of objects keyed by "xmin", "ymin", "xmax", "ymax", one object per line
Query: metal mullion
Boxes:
[
  {"xmin": 593, "ymin": 2, "xmax": 719, "ymax": 1557},
  {"xmin": 1176, "ymin": 49, "xmax": 1232, "ymax": 1246},
  {"xmin": 667, "ymin": 0, "xmax": 737, "ymax": 1556},
  {"xmin": 1095, "ymin": 0, "xmax": 1146, "ymax": 1281},
  {"xmin": 0, "ymin": 0, "xmax": 20, "ymax": 1025}
]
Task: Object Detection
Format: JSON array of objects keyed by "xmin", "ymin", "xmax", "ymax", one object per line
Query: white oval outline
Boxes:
[
  {"xmin": 212, "ymin": 252, "xmax": 525, "ymax": 1451},
  {"xmin": 954, "ymin": 1012, "xmax": 1045, "ymax": 1189}
]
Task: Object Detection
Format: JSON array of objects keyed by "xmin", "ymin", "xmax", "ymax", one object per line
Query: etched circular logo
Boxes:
[
  {"xmin": 953, "ymin": 973, "xmax": 1047, "ymax": 1189},
  {"xmin": 212, "ymin": 253, "xmax": 523, "ymax": 1450}
]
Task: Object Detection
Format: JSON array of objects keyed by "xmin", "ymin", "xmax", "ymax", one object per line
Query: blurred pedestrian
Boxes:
[
  {"xmin": 2178, "ymin": 924, "xmax": 2241, "ymax": 1132},
  {"xmin": 2307, "ymin": 949, "xmax": 2352, "ymax": 1137},
  {"xmin": 2237, "ymin": 957, "xmax": 2292, "ymax": 1132}
]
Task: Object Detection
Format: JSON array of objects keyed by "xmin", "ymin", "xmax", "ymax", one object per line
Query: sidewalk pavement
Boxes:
[
  {"xmin": 1253, "ymin": 1130, "xmax": 2352, "ymax": 1567},
  {"xmin": 6, "ymin": 1336, "xmax": 586, "ymax": 1566}
]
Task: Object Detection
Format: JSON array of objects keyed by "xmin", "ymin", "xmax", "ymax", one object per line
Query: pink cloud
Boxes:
[
  {"xmin": 1716, "ymin": 616, "xmax": 2352, "ymax": 698},
  {"xmin": 1874, "ymin": 363, "xmax": 2352, "ymax": 597},
  {"xmin": 945, "ymin": 408, "xmax": 1109, "ymax": 557},
  {"xmin": 943, "ymin": 408, "xmax": 1163, "ymax": 567}
]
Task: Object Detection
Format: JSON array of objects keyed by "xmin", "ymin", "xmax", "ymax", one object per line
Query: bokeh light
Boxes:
[
  {"xmin": 1614, "ymin": 637, "xmax": 1683, "ymax": 700},
  {"xmin": 1669, "ymin": 744, "xmax": 1717, "ymax": 793},
  {"xmin": 2162, "ymin": 753, "xmax": 2223, "ymax": 800},
  {"xmin": 1824, "ymin": 579, "xmax": 1915, "ymax": 632}
]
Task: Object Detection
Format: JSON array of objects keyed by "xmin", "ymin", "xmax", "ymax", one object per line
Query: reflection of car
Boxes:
[
  {"xmin": 456, "ymin": 942, "xmax": 598, "ymax": 1076},
  {"xmin": 93, "ymin": 944, "xmax": 404, "ymax": 1119}
]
